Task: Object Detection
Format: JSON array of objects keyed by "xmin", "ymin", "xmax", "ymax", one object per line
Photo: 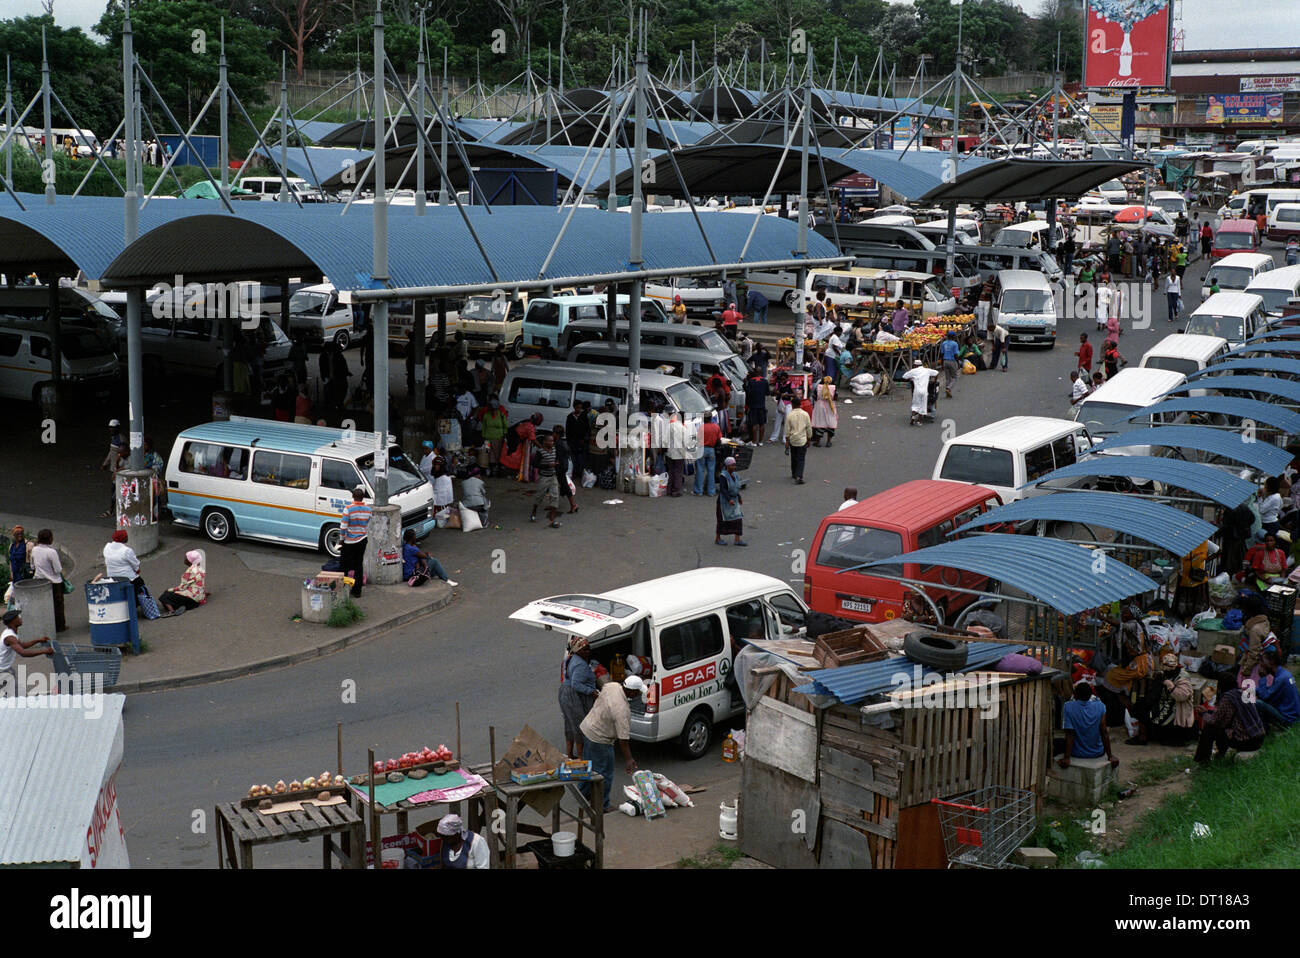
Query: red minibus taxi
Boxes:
[
  {"xmin": 805, "ymin": 479, "xmax": 1003, "ymax": 625},
  {"xmin": 1212, "ymin": 219, "xmax": 1260, "ymax": 259}
]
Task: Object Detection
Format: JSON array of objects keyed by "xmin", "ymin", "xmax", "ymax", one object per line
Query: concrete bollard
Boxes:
[
  {"xmin": 12, "ymin": 579, "xmax": 57, "ymax": 643},
  {"xmin": 115, "ymin": 469, "xmax": 159, "ymax": 555},
  {"xmin": 365, "ymin": 504, "xmax": 404, "ymax": 586}
]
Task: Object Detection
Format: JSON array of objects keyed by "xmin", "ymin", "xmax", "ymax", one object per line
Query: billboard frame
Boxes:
[{"xmin": 1082, "ymin": 0, "xmax": 1174, "ymax": 92}]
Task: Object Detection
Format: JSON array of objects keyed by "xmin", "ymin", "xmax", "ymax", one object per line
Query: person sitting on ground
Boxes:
[
  {"xmin": 1195, "ymin": 675, "xmax": 1265, "ymax": 764},
  {"xmin": 459, "ymin": 466, "xmax": 490, "ymax": 525},
  {"xmin": 103, "ymin": 530, "xmax": 148, "ymax": 608},
  {"xmin": 1245, "ymin": 532, "xmax": 1289, "ymax": 585},
  {"xmin": 1059, "ymin": 682, "xmax": 1119, "ymax": 769},
  {"xmin": 1128, "ymin": 652, "xmax": 1195, "ymax": 746},
  {"xmin": 1254, "ymin": 649, "xmax": 1300, "ymax": 730},
  {"xmin": 400, "ymin": 529, "xmax": 457, "ymax": 587},
  {"xmin": 159, "ymin": 550, "xmax": 206, "ymax": 614}
]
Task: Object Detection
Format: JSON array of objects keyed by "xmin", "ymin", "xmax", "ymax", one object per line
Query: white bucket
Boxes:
[
  {"xmin": 551, "ymin": 830, "xmax": 577, "ymax": 858},
  {"xmin": 380, "ymin": 848, "xmax": 404, "ymax": 869},
  {"xmin": 719, "ymin": 801, "xmax": 738, "ymax": 841}
]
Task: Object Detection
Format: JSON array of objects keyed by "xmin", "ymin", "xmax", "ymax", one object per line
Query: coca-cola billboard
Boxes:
[{"xmin": 1084, "ymin": 0, "xmax": 1172, "ymax": 90}]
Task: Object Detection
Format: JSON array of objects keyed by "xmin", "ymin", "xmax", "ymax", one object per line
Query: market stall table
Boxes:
[
  {"xmin": 477, "ymin": 761, "xmax": 606, "ymax": 870},
  {"xmin": 215, "ymin": 798, "xmax": 364, "ymax": 869}
]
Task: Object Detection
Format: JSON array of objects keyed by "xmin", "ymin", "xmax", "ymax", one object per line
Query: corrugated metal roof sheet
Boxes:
[
  {"xmin": 793, "ymin": 641, "xmax": 1028, "ymax": 705},
  {"xmin": 1244, "ymin": 326, "xmax": 1300, "ymax": 343},
  {"xmin": 811, "ymin": 87, "xmax": 955, "ymax": 121},
  {"xmin": 0, "ymin": 694, "xmax": 126, "ymax": 866},
  {"xmin": 294, "ymin": 120, "xmax": 350, "ymax": 144},
  {"xmin": 618, "ymin": 146, "xmax": 992, "ymax": 201},
  {"xmin": 919, "ymin": 157, "xmax": 1147, "ymax": 204},
  {"xmin": 1086, "ymin": 425, "xmax": 1292, "ymax": 474},
  {"xmin": 0, "ymin": 197, "xmax": 840, "ymax": 289},
  {"xmin": 1163, "ymin": 374, "xmax": 1300, "ymax": 404},
  {"xmin": 1194, "ymin": 356, "xmax": 1300, "ymax": 378},
  {"xmin": 255, "ymin": 145, "xmax": 373, "ymax": 188},
  {"xmin": 1025, "ymin": 456, "xmax": 1256, "ymax": 507},
  {"xmin": 100, "ymin": 205, "xmax": 843, "ymax": 290},
  {"xmin": 953, "ymin": 492, "xmax": 1217, "ymax": 556},
  {"xmin": 1120, "ymin": 396, "xmax": 1300, "ymax": 434},
  {"xmin": 1228, "ymin": 341, "xmax": 1300, "ymax": 356},
  {"xmin": 851, "ymin": 535, "xmax": 1157, "ymax": 615}
]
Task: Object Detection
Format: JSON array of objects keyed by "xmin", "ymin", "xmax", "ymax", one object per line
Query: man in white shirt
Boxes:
[
  {"xmin": 902, "ymin": 360, "xmax": 939, "ymax": 425},
  {"xmin": 838, "ymin": 487, "xmax": 859, "ymax": 511},
  {"xmin": 419, "ymin": 440, "xmax": 436, "ymax": 480},
  {"xmin": 1069, "ymin": 370, "xmax": 1090, "ymax": 407}
]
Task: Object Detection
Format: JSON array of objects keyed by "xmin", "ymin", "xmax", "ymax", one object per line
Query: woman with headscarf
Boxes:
[
  {"xmin": 1097, "ymin": 605, "xmax": 1154, "ymax": 716},
  {"xmin": 558, "ymin": 636, "xmax": 599, "ymax": 759},
  {"xmin": 715, "ymin": 456, "xmax": 746, "ymax": 547},
  {"xmin": 103, "ymin": 530, "xmax": 148, "ymax": 608},
  {"xmin": 1128, "ymin": 652, "xmax": 1195, "ymax": 746},
  {"xmin": 499, "ymin": 412, "xmax": 543, "ymax": 482},
  {"xmin": 435, "ymin": 814, "xmax": 490, "ymax": 869},
  {"xmin": 7, "ymin": 525, "xmax": 31, "ymax": 585},
  {"xmin": 159, "ymin": 550, "xmax": 206, "ymax": 614},
  {"xmin": 811, "ymin": 376, "xmax": 838, "ymax": 447},
  {"xmin": 431, "ymin": 459, "xmax": 455, "ymax": 526}
]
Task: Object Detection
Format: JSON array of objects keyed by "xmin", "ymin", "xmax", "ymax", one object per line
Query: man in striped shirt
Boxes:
[{"xmin": 341, "ymin": 487, "xmax": 372, "ymax": 598}]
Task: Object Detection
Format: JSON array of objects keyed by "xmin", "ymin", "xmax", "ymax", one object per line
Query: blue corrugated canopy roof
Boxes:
[
  {"xmin": 1121, "ymin": 396, "xmax": 1300, "ymax": 434},
  {"xmin": 0, "ymin": 192, "xmax": 208, "ymax": 278},
  {"xmin": 1163, "ymin": 375, "xmax": 1300, "ymax": 404},
  {"xmin": 1086, "ymin": 425, "xmax": 1293, "ymax": 474},
  {"xmin": 1024, "ymin": 457, "xmax": 1256, "ymax": 507},
  {"xmin": 294, "ymin": 120, "xmax": 350, "ymax": 144},
  {"xmin": 1245, "ymin": 325, "xmax": 1300, "ymax": 343},
  {"xmin": 97, "ymin": 205, "xmax": 842, "ymax": 291},
  {"xmin": 953, "ymin": 492, "xmax": 1217, "ymax": 556},
  {"xmin": 454, "ymin": 118, "xmax": 527, "ymax": 143},
  {"xmin": 811, "ymin": 87, "xmax": 955, "ymax": 121},
  {"xmin": 793, "ymin": 641, "xmax": 1024, "ymax": 705},
  {"xmin": 1228, "ymin": 340, "xmax": 1300, "ymax": 356},
  {"xmin": 254, "ymin": 145, "xmax": 373, "ymax": 188},
  {"xmin": 1193, "ymin": 356, "xmax": 1300, "ymax": 378},
  {"xmin": 613, "ymin": 146, "xmax": 992, "ymax": 201},
  {"xmin": 850, "ymin": 536, "xmax": 1157, "ymax": 615}
]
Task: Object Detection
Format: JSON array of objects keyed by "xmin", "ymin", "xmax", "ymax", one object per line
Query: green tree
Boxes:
[
  {"xmin": 0, "ymin": 16, "xmax": 119, "ymax": 138},
  {"xmin": 95, "ymin": 0, "xmax": 276, "ymax": 130}
]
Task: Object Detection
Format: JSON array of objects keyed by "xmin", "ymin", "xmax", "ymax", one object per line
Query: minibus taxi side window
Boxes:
[
  {"xmin": 1025, "ymin": 442, "xmax": 1055, "ymax": 482},
  {"xmin": 1051, "ymin": 434, "xmax": 1079, "ymax": 469},
  {"xmin": 251, "ymin": 451, "xmax": 312, "ymax": 489},
  {"xmin": 767, "ymin": 593, "xmax": 807, "ymax": 633},
  {"xmin": 659, "ymin": 614, "xmax": 725, "ymax": 669},
  {"xmin": 726, "ymin": 600, "xmax": 767, "ymax": 648},
  {"xmin": 321, "ymin": 458, "xmax": 362, "ymax": 492},
  {"xmin": 0, "ymin": 333, "xmax": 20, "ymax": 357},
  {"xmin": 181, "ymin": 441, "xmax": 246, "ymax": 479},
  {"xmin": 31, "ymin": 336, "xmax": 51, "ymax": 359}
]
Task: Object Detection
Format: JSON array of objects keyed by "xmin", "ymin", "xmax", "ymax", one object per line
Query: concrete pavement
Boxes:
[
  {"xmin": 3, "ymin": 511, "xmax": 453, "ymax": 693},
  {"xmin": 11, "ymin": 221, "xmax": 1251, "ymax": 868}
]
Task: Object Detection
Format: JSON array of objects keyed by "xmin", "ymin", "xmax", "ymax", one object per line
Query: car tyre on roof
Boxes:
[{"xmin": 903, "ymin": 630, "xmax": 969, "ymax": 671}]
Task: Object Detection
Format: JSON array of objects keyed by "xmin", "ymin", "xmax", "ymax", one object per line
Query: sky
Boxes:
[{"xmin": 7, "ymin": 0, "xmax": 1298, "ymax": 52}]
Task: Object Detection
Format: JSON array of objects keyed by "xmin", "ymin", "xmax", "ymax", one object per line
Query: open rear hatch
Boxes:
[{"xmin": 509, "ymin": 595, "xmax": 647, "ymax": 640}]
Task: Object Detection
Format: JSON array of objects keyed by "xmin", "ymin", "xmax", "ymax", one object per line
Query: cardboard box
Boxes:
[
  {"xmin": 493, "ymin": 724, "xmax": 567, "ymax": 785},
  {"xmin": 1211, "ymin": 644, "xmax": 1237, "ymax": 666},
  {"xmin": 510, "ymin": 763, "xmax": 558, "ymax": 786},
  {"xmin": 364, "ymin": 832, "xmax": 420, "ymax": 867},
  {"xmin": 557, "ymin": 759, "xmax": 593, "ymax": 781},
  {"xmin": 412, "ymin": 821, "xmax": 445, "ymax": 857}
]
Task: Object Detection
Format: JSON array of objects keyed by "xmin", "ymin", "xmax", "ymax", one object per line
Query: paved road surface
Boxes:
[{"xmin": 9, "ymin": 232, "xmax": 1268, "ymax": 867}]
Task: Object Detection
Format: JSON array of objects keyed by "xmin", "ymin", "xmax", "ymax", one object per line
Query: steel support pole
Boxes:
[{"xmin": 41, "ymin": 30, "xmax": 54, "ymax": 206}]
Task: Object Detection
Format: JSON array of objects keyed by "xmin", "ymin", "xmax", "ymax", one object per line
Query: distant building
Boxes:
[{"xmin": 1164, "ymin": 47, "xmax": 1300, "ymax": 144}]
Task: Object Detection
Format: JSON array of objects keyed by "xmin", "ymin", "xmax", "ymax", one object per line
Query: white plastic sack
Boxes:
[
  {"xmin": 1123, "ymin": 709, "xmax": 1140, "ymax": 739},
  {"xmin": 581, "ymin": 469, "xmax": 597, "ymax": 488},
  {"xmin": 1208, "ymin": 572, "xmax": 1236, "ymax": 606},
  {"xmin": 647, "ymin": 473, "xmax": 668, "ymax": 498},
  {"xmin": 458, "ymin": 502, "xmax": 483, "ymax": 532},
  {"xmin": 1190, "ymin": 609, "xmax": 1217, "ymax": 627}
]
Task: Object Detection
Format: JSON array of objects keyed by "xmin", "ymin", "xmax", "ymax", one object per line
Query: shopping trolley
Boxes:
[
  {"xmin": 931, "ymin": 786, "xmax": 1037, "ymax": 869},
  {"xmin": 50, "ymin": 640, "xmax": 122, "ymax": 691}
]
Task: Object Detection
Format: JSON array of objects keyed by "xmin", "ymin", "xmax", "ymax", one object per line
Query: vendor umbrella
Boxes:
[{"xmin": 1113, "ymin": 205, "xmax": 1161, "ymax": 224}]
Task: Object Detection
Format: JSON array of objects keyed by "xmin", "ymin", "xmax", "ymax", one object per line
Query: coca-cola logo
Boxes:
[{"xmin": 1107, "ymin": 79, "xmax": 1142, "ymax": 87}]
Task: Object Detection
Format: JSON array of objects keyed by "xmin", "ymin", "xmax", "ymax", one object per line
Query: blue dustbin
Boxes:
[{"xmin": 84, "ymin": 578, "xmax": 140, "ymax": 653}]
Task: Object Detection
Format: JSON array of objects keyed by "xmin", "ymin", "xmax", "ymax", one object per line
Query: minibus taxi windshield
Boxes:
[{"xmin": 357, "ymin": 447, "xmax": 425, "ymax": 496}]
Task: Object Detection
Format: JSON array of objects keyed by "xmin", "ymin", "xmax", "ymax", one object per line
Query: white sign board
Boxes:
[
  {"xmin": 1241, "ymin": 76, "xmax": 1300, "ymax": 93},
  {"xmin": 81, "ymin": 721, "xmax": 129, "ymax": 868}
]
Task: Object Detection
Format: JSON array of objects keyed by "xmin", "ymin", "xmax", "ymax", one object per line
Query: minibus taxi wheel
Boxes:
[
  {"xmin": 320, "ymin": 524, "xmax": 344, "ymax": 558},
  {"xmin": 679, "ymin": 707, "xmax": 714, "ymax": 760},
  {"xmin": 334, "ymin": 329, "xmax": 351, "ymax": 350},
  {"xmin": 201, "ymin": 507, "xmax": 236, "ymax": 545}
]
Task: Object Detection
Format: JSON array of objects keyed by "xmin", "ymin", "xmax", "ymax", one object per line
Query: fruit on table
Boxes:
[
  {"xmin": 274, "ymin": 780, "xmax": 287, "ymax": 794},
  {"xmin": 289, "ymin": 780, "xmax": 302, "ymax": 791}
]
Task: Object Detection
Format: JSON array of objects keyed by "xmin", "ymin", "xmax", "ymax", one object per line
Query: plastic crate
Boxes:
[{"xmin": 1266, "ymin": 585, "xmax": 1297, "ymax": 639}]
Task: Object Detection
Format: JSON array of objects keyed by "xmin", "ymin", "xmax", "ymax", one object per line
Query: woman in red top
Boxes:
[
  {"xmin": 1244, "ymin": 533, "xmax": 1289, "ymax": 584},
  {"xmin": 499, "ymin": 413, "xmax": 544, "ymax": 480}
]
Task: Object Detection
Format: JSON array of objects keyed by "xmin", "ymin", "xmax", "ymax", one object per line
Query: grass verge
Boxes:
[
  {"xmin": 1105, "ymin": 728, "xmax": 1300, "ymax": 868},
  {"xmin": 326, "ymin": 599, "xmax": 364, "ymax": 628},
  {"xmin": 676, "ymin": 842, "xmax": 745, "ymax": 868}
]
